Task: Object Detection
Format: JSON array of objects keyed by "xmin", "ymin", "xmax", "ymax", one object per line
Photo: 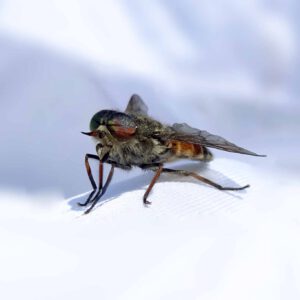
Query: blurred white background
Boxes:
[
  {"xmin": 0, "ymin": 1, "xmax": 299, "ymax": 299},
  {"xmin": 0, "ymin": 0, "xmax": 299, "ymax": 195}
]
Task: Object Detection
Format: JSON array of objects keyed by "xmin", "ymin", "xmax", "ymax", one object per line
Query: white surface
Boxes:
[
  {"xmin": 0, "ymin": 159, "xmax": 300, "ymax": 300},
  {"xmin": 0, "ymin": 1, "xmax": 299, "ymax": 299}
]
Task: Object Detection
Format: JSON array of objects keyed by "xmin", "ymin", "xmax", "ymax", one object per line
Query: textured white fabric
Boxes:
[{"xmin": 0, "ymin": 159, "xmax": 299, "ymax": 300}]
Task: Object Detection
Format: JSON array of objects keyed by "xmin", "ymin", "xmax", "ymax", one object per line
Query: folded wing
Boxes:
[
  {"xmin": 171, "ymin": 123, "xmax": 266, "ymax": 157},
  {"xmin": 125, "ymin": 94, "xmax": 149, "ymax": 116}
]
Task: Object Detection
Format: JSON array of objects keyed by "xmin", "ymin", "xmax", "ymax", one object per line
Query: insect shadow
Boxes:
[{"xmin": 67, "ymin": 161, "xmax": 245, "ymax": 212}]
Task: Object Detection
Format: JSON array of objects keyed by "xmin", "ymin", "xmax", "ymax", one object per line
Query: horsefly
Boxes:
[{"xmin": 80, "ymin": 95, "xmax": 265, "ymax": 214}]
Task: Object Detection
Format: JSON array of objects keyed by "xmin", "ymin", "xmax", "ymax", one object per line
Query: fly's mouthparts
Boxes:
[{"xmin": 81, "ymin": 131, "xmax": 92, "ymax": 136}]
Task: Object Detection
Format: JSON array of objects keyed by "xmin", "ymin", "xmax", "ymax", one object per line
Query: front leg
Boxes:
[
  {"xmin": 84, "ymin": 165, "xmax": 115, "ymax": 214},
  {"xmin": 78, "ymin": 154, "xmax": 102, "ymax": 207},
  {"xmin": 79, "ymin": 143, "xmax": 112, "ymax": 207}
]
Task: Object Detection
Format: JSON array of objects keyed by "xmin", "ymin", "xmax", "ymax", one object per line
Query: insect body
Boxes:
[{"xmin": 80, "ymin": 95, "xmax": 265, "ymax": 214}]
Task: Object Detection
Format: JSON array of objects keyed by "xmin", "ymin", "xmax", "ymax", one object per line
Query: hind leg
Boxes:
[{"xmin": 162, "ymin": 168, "xmax": 249, "ymax": 191}]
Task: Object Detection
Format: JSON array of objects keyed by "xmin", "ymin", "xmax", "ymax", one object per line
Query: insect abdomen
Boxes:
[{"xmin": 169, "ymin": 140, "xmax": 213, "ymax": 161}]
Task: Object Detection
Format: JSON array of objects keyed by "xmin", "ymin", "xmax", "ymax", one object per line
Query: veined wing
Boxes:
[
  {"xmin": 125, "ymin": 94, "xmax": 148, "ymax": 116},
  {"xmin": 171, "ymin": 123, "xmax": 266, "ymax": 157}
]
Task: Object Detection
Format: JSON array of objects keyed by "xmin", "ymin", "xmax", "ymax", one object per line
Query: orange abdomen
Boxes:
[{"xmin": 168, "ymin": 140, "xmax": 213, "ymax": 161}]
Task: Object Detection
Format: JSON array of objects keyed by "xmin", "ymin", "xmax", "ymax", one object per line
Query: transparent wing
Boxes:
[
  {"xmin": 171, "ymin": 123, "xmax": 266, "ymax": 157},
  {"xmin": 125, "ymin": 94, "xmax": 148, "ymax": 116}
]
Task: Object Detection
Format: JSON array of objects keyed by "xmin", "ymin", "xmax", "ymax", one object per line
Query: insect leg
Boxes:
[
  {"xmin": 162, "ymin": 168, "xmax": 250, "ymax": 191},
  {"xmin": 143, "ymin": 165, "xmax": 163, "ymax": 206},
  {"xmin": 82, "ymin": 162, "xmax": 104, "ymax": 208},
  {"xmin": 78, "ymin": 154, "xmax": 100, "ymax": 207},
  {"xmin": 84, "ymin": 165, "xmax": 115, "ymax": 214}
]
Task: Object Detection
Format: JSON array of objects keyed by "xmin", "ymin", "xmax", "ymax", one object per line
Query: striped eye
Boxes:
[
  {"xmin": 106, "ymin": 114, "xmax": 136, "ymax": 139},
  {"xmin": 89, "ymin": 110, "xmax": 137, "ymax": 139},
  {"xmin": 107, "ymin": 120, "xmax": 136, "ymax": 139}
]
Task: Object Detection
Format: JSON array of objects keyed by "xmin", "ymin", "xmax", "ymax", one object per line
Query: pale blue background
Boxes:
[{"xmin": 0, "ymin": 0, "xmax": 298, "ymax": 196}]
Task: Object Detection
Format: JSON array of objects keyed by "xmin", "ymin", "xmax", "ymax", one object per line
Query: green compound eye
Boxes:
[
  {"xmin": 89, "ymin": 110, "xmax": 137, "ymax": 138},
  {"xmin": 89, "ymin": 110, "xmax": 111, "ymax": 131}
]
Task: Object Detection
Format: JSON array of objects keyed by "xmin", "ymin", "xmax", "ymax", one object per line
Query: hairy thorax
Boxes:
[
  {"xmin": 106, "ymin": 136, "xmax": 171, "ymax": 168},
  {"xmin": 96, "ymin": 138, "xmax": 172, "ymax": 169}
]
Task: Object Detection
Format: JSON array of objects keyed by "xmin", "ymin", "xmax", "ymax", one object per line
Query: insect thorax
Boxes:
[{"xmin": 106, "ymin": 136, "xmax": 171, "ymax": 168}]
